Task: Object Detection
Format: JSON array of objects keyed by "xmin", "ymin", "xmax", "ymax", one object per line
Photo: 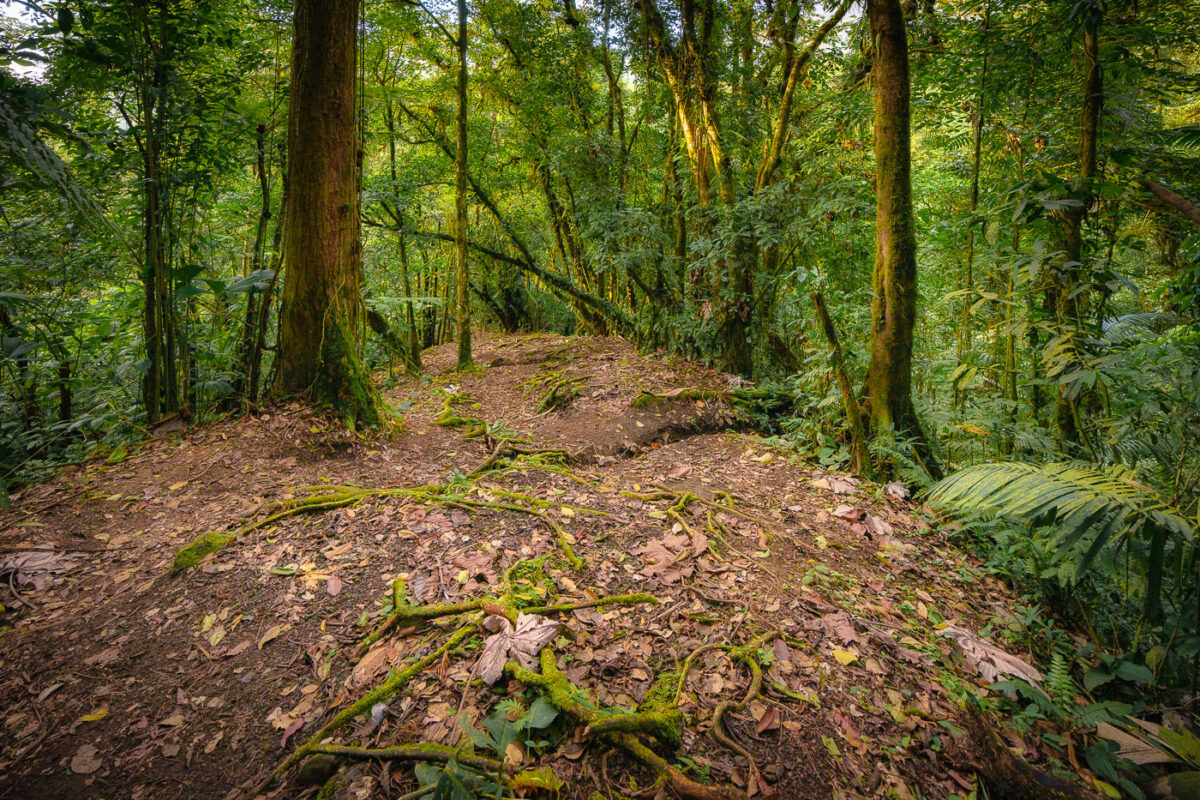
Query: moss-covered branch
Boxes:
[
  {"xmin": 269, "ymin": 624, "xmax": 477, "ymax": 782},
  {"xmin": 507, "ymin": 649, "xmax": 746, "ymax": 800},
  {"xmin": 310, "ymin": 742, "xmax": 506, "ymax": 775}
]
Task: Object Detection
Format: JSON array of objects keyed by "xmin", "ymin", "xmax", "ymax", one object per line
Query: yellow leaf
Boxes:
[
  {"xmin": 832, "ymin": 648, "xmax": 858, "ymax": 666},
  {"xmin": 259, "ymin": 623, "xmax": 291, "ymax": 650},
  {"xmin": 79, "ymin": 708, "xmax": 108, "ymax": 722},
  {"xmin": 560, "ymin": 506, "xmax": 575, "ymax": 518},
  {"xmin": 169, "ymin": 481, "xmax": 188, "ymax": 491}
]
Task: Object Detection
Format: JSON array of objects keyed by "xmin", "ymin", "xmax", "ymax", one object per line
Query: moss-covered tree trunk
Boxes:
[
  {"xmin": 453, "ymin": 0, "xmax": 473, "ymax": 371},
  {"xmin": 863, "ymin": 0, "xmax": 938, "ymax": 475},
  {"xmin": 272, "ymin": 0, "xmax": 380, "ymax": 428},
  {"xmin": 1053, "ymin": 14, "xmax": 1102, "ymax": 446}
]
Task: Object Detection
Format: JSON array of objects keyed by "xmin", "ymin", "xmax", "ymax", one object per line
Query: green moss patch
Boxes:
[{"xmin": 172, "ymin": 530, "xmax": 232, "ymax": 574}]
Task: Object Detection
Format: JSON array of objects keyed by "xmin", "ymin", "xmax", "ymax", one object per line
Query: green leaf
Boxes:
[
  {"xmin": 1113, "ymin": 661, "xmax": 1154, "ymax": 685},
  {"xmin": 525, "ymin": 696, "xmax": 558, "ymax": 729}
]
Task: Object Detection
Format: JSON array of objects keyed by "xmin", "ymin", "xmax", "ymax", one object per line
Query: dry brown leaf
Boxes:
[
  {"xmin": 70, "ymin": 744, "xmax": 102, "ymax": 775},
  {"xmin": 477, "ymin": 613, "xmax": 560, "ymax": 684},
  {"xmin": 804, "ymin": 611, "xmax": 864, "ymax": 646},
  {"xmin": 638, "ymin": 535, "xmax": 695, "ymax": 584},
  {"xmin": 864, "ymin": 515, "xmax": 893, "ymax": 537},
  {"xmin": 833, "ymin": 505, "xmax": 864, "ymax": 521},
  {"xmin": 1096, "ymin": 722, "xmax": 1174, "ymax": 765},
  {"xmin": 941, "ymin": 625, "xmax": 1042, "ymax": 685}
]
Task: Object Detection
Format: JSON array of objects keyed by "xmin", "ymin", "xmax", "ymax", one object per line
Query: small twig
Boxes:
[{"xmin": 6, "ymin": 570, "xmax": 36, "ymax": 610}]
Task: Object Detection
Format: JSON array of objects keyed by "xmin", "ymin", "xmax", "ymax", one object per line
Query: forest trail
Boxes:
[{"xmin": 0, "ymin": 333, "xmax": 1060, "ymax": 800}]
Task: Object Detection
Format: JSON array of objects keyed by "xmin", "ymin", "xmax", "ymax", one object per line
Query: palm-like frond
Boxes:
[
  {"xmin": 1150, "ymin": 124, "xmax": 1200, "ymax": 152},
  {"xmin": 1100, "ymin": 312, "xmax": 1180, "ymax": 345},
  {"xmin": 928, "ymin": 462, "xmax": 1193, "ymax": 614}
]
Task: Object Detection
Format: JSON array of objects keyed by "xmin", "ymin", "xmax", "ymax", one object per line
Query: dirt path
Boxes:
[{"xmin": 0, "ymin": 333, "xmax": 1070, "ymax": 800}]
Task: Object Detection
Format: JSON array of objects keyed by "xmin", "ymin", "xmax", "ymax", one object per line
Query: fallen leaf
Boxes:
[
  {"xmin": 833, "ymin": 505, "xmax": 864, "ymax": 521},
  {"xmin": 327, "ymin": 575, "xmax": 343, "ymax": 596},
  {"xmin": 258, "ymin": 624, "xmax": 291, "ymax": 650},
  {"xmin": 864, "ymin": 514, "xmax": 893, "ymax": 537},
  {"xmin": 1096, "ymin": 722, "xmax": 1174, "ymax": 765},
  {"xmin": 638, "ymin": 534, "xmax": 695, "ymax": 584},
  {"xmin": 477, "ymin": 613, "xmax": 561, "ymax": 684},
  {"xmin": 280, "ymin": 718, "xmax": 304, "ymax": 747},
  {"xmin": 79, "ymin": 708, "xmax": 108, "ymax": 723},
  {"xmin": 940, "ymin": 626, "xmax": 1042, "ymax": 685},
  {"xmin": 70, "ymin": 744, "xmax": 102, "ymax": 774},
  {"xmin": 755, "ymin": 705, "xmax": 780, "ymax": 734},
  {"xmin": 832, "ymin": 648, "xmax": 858, "ymax": 666}
]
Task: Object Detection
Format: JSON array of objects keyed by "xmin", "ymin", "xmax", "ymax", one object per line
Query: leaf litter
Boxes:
[{"xmin": 0, "ymin": 333, "xmax": 1102, "ymax": 800}]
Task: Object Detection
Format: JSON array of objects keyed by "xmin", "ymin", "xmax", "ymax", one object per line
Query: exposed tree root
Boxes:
[
  {"xmin": 965, "ymin": 704, "xmax": 1100, "ymax": 800},
  {"xmin": 534, "ymin": 374, "xmax": 588, "ymax": 413},
  {"xmin": 242, "ymin": 623, "xmax": 478, "ymax": 797},
  {"xmin": 435, "ymin": 392, "xmax": 489, "ymax": 438},
  {"xmin": 249, "ymin": 560, "xmax": 663, "ymax": 799},
  {"xmin": 630, "ymin": 388, "xmax": 795, "ymax": 427},
  {"xmin": 310, "ymin": 742, "xmax": 507, "ymax": 775},
  {"xmin": 509, "ymin": 648, "xmax": 747, "ymax": 800},
  {"xmin": 671, "ymin": 630, "xmax": 791, "ymax": 795},
  {"xmin": 173, "ymin": 478, "xmax": 600, "ymax": 574},
  {"xmin": 467, "ymin": 438, "xmax": 568, "ymax": 479}
]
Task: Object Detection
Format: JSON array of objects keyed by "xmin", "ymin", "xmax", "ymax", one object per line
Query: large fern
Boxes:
[{"xmin": 927, "ymin": 461, "xmax": 1194, "ymax": 618}]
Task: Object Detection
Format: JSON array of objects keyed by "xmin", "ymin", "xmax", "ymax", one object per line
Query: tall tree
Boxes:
[
  {"xmin": 453, "ymin": 0, "xmax": 473, "ymax": 370},
  {"xmin": 1053, "ymin": 3, "xmax": 1103, "ymax": 446},
  {"xmin": 272, "ymin": 0, "xmax": 380, "ymax": 427},
  {"xmin": 863, "ymin": 0, "xmax": 936, "ymax": 474}
]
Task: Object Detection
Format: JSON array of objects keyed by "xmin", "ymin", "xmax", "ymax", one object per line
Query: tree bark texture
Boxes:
[{"xmin": 272, "ymin": 0, "xmax": 379, "ymax": 427}]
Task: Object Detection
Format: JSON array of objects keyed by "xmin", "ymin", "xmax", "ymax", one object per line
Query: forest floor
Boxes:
[{"xmin": 0, "ymin": 332, "xmax": 1090, "ymax": 800}]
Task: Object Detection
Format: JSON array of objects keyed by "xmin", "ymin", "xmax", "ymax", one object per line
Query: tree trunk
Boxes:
[
  {"xmin": 813, "ymin": 292, "xmax": 872, "ymax": 477},
  {"xmin": 1054, "ymin": 14, "xmax": 1102, "ymax": 446},
  {"xmin": 863, "ymin": 0, "xmax": 938, "ymax": 476},
  {"xmin": 954, "ymin": 7, "xmax": 988, "ymax": 411},
  {"xmin": 453, "ymin": 0, "xmax": 473, "ymax": 370},
  {"xmin": 384, "ymin": 101, "xmax": 422, "ymax": 372},
  {"xmin": 233, "ymin": 122, "xmax": 272, "ymax": 404},
  {"xmin": 272, "ymin": 0, "xmax": 379, "ymax": 428}
]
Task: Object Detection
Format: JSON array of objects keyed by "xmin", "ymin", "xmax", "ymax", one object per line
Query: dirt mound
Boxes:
[
  {"xmin": 415, "ymin": 333, "xmax": 742, "ymax": 461},
  {"xmin": 0, "ymin": 334, "xmax": 1080, "ymax": 800}
]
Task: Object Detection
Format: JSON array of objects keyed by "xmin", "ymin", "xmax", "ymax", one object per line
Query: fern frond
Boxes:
[
  {"xmin": 1100, "ymin": 312, "xmax": 1180, "ymax": 345},
  {"xmin": 927, "ymin": 461, "xmax": 1193, "ymax": 575}
]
